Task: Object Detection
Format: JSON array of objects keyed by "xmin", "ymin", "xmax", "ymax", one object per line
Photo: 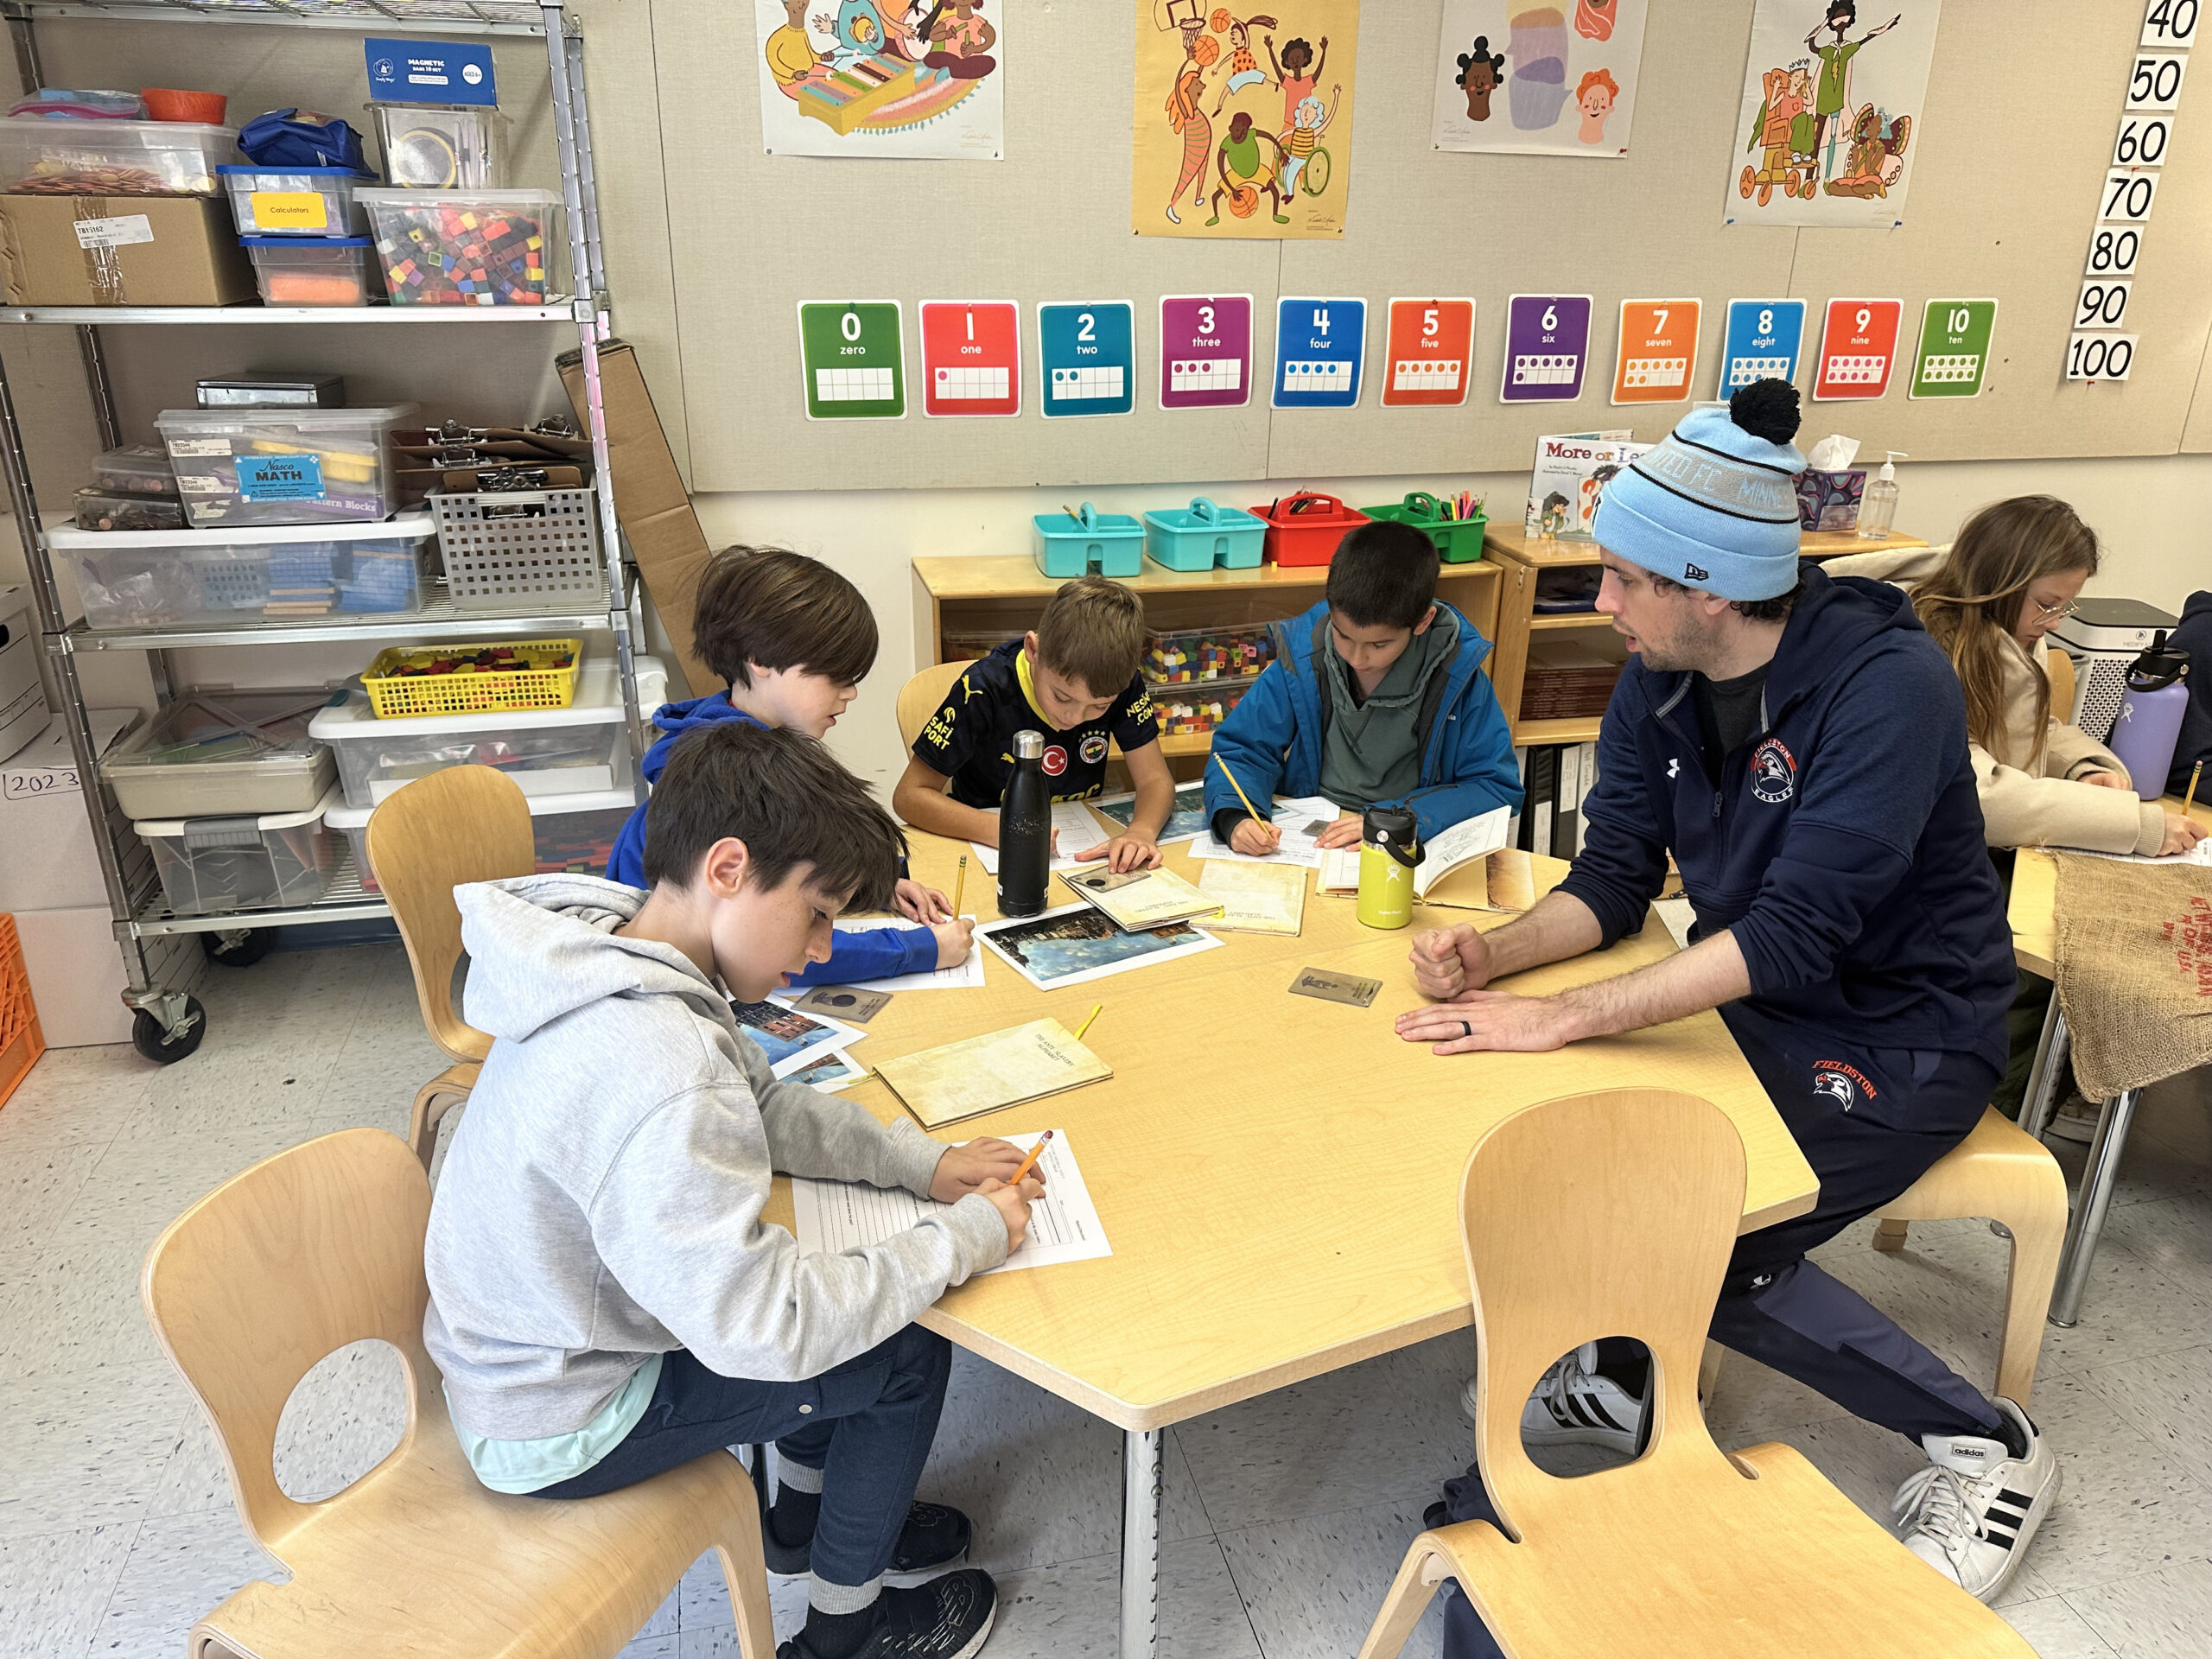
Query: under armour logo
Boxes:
[
  {"xmin": 1667, "ymin": 757, "xmax": 1680, "ymax": 779},
  {"xmin": 1750, "ymin": 1272, "xmax": 1773, "ymax": 1288},
  {"xmin": 1684, "ymin": 562, "xmax": 1710, "ymax": 582}
]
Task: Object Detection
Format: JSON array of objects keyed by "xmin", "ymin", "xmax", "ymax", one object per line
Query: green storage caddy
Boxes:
[{"xmin": 1360, "ymin": 492, "xmax": 1487, "ymax": 563}]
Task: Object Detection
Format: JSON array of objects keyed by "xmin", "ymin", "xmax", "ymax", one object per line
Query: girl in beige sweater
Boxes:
[{"xmin": 1828, "ymin": 496, "xmax": 2204, "ymax": 859}]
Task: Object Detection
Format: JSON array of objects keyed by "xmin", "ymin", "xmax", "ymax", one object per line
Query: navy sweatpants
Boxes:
[{"xmin": 1438, "ymin": 1008, "xmax": 2004, "ymax": 1657}]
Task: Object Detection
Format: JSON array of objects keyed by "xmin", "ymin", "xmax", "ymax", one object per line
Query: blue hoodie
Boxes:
[
  {"xmin": 1201, "ymin": 598, "xmax": 1522, "ymax": 841},
  {"xmin": 605, "ymin": 693, "xmax": 937, "ymax": 988},
  {"xmin": 1557, "ymin": 564, "xmax": 2015, "ymax": 1072}
]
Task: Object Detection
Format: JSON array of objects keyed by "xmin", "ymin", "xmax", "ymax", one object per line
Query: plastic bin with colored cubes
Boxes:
[
  {"xmin": 1032, "ymin": 502, "xmax": 1142, "ymax": 579},
  {"xmin": 1141, "ymin": 497, "xmax": 1267, "ymax": 572},
  {"xmin": 358, "ymin": 187, "xmax": 561, "ymax": 306},
  {"xmin": 1250, "ymin": 493, "xmax": 1370, "ymax": 567},
  {"xmin": 1359, "ymin": 493, "xmax": 1488, "ymax": 563},
  {"xmin": 1142, "ymin": 623, "xmax": 1274, "ymax": 686}
]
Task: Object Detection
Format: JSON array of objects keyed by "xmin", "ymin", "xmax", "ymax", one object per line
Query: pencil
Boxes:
[
  {"xmin": 1072, "ymin": 1002, "xmax": 1103, "ymax": 1041},
  {"xmin": 1007, "ymin": 1128, "xmax": 1054, "ymax": 1187},
  {"xmin": 1211, "ymin": 752, "xmax": 1263, "ymax": 821},
  {"xmin": 951, "ymin": 855, "xmax": 967, "ymax": 918},
  {"xmin": 2186, "ymin": 760, "xmax": 2203, "ymax": 818}
]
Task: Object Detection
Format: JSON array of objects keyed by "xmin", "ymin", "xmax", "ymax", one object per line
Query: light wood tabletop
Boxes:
[
  {"xmin": 1483, "ymin": 524, "xmax": 1929, "ymax": 570},
  {"xmin": 768, "ymin": 817, "xmax": 1817, "ymax": 1434},
  {"xmin": 2008, "ymin": 791, "xmax": 2212, "ymax": 977}
]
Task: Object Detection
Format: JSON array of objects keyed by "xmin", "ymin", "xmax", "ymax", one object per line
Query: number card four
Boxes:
[
  {"xmin": 1272, "ymin": 296, "xmax": 1368, "ymax": 410},
  {"xmin": 1381, "ymin": 298, "xmax": 1475, "ymax": 409},
  {"xmin": 1908, "ymin": 299, "xmax": 1998, "ymax": 401},
  {"xmin": 1812, "ymin": 298, "xmax": 1903, "ymax": 402},
  {"xmin": 1611, "ymin": 298, "xmax": 1702, "ymax": 405}
]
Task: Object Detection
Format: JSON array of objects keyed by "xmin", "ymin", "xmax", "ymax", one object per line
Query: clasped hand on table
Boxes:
[
  {"xmin": 1393, "ymin": 922, "xmax": 1577, "ymax": 1056},
  {"xmin": 931, "ymin": 1138, "xmax": 1047, "ymax": 1251}
]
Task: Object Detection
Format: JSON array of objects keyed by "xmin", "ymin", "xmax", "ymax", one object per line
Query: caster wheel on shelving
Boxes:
[
  {"xmin": 201, "ymin": 928, "xmax": 276, "ymax": 968},
  {"xmin": 132, "ymin": 996, "xmax": 207, "ymax": 1065}
]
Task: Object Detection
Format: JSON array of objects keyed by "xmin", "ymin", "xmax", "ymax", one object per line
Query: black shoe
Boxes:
[
  {"xmin": 776, "ymin": 1570, "xmax": 998, "ymax": 1659},
  {"xmin": 763, "ymin": 1500, "xmax": 976, "ymax": 1580}
]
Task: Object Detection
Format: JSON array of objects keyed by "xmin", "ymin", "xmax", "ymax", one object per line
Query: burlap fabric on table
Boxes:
[{"xmin": 2053, "ymin": 853, "xmax": 2212, "ymax": 1102}]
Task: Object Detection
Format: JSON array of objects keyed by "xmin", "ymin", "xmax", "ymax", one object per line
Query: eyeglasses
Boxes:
[{"xmin": 2030, "ymin": 598, "xmax": 2080, "ymax": 624}]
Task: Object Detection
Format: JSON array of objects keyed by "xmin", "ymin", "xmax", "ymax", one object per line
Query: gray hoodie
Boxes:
[{"xmin": 423, "ymin": 874, "xmax": 1008, "ymax": 1441}]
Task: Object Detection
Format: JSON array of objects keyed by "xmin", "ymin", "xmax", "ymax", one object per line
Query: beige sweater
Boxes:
[{"xmin": 1823, "ymin": 547, "xmax": 2164, "ymax": 855}]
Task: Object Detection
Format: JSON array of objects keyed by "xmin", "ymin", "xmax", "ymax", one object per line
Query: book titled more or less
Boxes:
[
  {"xmin": 1319, "ymin": 806, "xmax": 1523, "ymax": 909},
  {"xmin": 873, "ymin": 1017, "xmax": 1111, "ymax": 1129},
  {"xmin": 1058, "ymin": 861, "xmax": 1224, "ymax": 930}
]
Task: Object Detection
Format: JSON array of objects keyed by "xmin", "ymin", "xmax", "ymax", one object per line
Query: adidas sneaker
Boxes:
[
  {"xmin": 1460, "ymin": 1341, "xmax": 1645, "ymax": 1455},
  {"xmin": 1893, "ymin": 1398, "xmax": 2058, "ymax": 1603}
]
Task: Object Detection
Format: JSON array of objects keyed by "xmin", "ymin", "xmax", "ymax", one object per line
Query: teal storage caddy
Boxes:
[
  {"xmin": 1033, "ymin": 502, "xmax": 1144, "ymax": 579},
  {"xmin": 1141, "ymin": 497, "xmax": 1268, "ymax": 572},
  {"xmin": 1359, "ymin": 493, "xmax": 1488, "ymax": 563}
]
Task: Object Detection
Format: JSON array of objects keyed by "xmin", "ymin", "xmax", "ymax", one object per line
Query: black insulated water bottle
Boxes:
[{"xmin": 997, "ymin": 729, "xmax": 1051, "ymax": 917}]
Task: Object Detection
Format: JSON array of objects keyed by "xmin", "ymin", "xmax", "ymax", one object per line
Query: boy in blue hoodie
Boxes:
[
  {"xmin": 1202, "ymin": 519, "xmax": 1521, "ymax": 853},
  {"xmin": 1398, "ymin": 384, "xmax": 2056, "ymax": 1648},
  {"xmin": 607, "ymin": 547, "xmax": 972, "ymax": 987}
]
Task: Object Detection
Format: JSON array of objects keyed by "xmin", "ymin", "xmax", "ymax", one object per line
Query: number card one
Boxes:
[
  {"xmin": 1159, "ymin": 295, "xmax": 1253, "ymax": 410},
  {"xmin": 798, "ymin": 301, "xmax": 906, "ymax": 421},
  {"xmin": 1612, "ymin": 299, "xmax": 1701, "ymax": 404},
  {"xmin": 919, "ymin": 302, "xmax": 1020, "ymax": 418},
  {"xmin": 1501, "ymin": 295, "xmax": 1593, "ymax": 404},
  {"xmin": 1813, "ymin": 299, "xmax": 1903, "ymax": 401},
  {"xmin": 1381, "ymin": 298, "xmax": 1475, "ymax": 408},
  {"xmin": 1274, "ymin": 297, "xmax": 1366, "ymax": 410},
  {"xmin": 1717, "ymin": 299, "xmax": 1806, "ymax": 397},
  {"xmin": 1038, "ymin": 302, "xmax": 1135, "ymax": 418},
  {"xmin": 1909, "ymin": 300, "xmax": 1997, "ymax": 399}
]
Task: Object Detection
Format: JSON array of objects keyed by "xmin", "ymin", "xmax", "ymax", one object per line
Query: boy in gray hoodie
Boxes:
[{"xmin": 423, "ymin": 720, "xmax": 1039, "ymax": 1659}]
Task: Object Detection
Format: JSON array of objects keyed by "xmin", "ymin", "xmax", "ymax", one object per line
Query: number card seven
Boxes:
[
  {"xmin": 1612, "ymin": 299, "xmax": 1701, "ymax": 404},
  {"xmin": 1814, "ymin": 299, "xmax": 1903, "ymax": 401}
]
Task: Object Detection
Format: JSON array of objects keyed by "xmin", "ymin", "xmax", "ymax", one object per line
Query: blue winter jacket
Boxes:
[
  {"xmin": 604, "ymin": 693, "xmax": 937, "ymax": 988},
  {"xmin": 1557, "ymin": 563, "xmax": 2015, "ymax": 1071},
  {"xmin": 1200, "ymin": 598, "xmax": 1522, "ymax": 841}
]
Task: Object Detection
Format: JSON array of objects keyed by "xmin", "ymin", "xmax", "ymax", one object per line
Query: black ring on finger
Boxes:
[{"xmin": 1459, "ymin": 1020, "xmax": 1472, "ymax": 1039}]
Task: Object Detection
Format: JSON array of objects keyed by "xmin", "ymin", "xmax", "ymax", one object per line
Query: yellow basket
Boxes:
[{"xmin": 361, "ymin": 639, "xmax": 584, "ymax": 719}]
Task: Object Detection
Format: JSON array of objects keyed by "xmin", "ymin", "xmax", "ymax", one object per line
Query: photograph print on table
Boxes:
[
  {"xmin": 976, "ymin": 902, "xmax": 1223, "ymax": 991},
  {"xmin": 730, "ymin": 999, "xmax": 868, "ymax": 1078},
  {"xmin": 1431, "ymin": 0, "xmax": 1649, "ymax": 158},
  {"xmin": 753, "ymin": 0, "xmax": 1005, "ymax": 159}
]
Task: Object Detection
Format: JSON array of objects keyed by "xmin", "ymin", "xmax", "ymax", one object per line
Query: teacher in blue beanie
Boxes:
[{"xmin": 1401, "ymin": 381, "xmax": 2058, "ymax": 1648}]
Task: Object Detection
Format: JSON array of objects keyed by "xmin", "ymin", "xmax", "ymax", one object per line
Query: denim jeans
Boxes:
[{"xmin": 531, "ymin": 1325, "xmax": 951, "ymax": 1590}]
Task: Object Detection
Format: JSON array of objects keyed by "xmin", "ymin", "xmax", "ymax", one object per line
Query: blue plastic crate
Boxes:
[
  {"xmin": 1031, "ymin": 501, "xmax": 1143, "ymax": 580},
  {"xmin": 1141, "ymin": 497, "xmax": 1267, "ymax": 572}
]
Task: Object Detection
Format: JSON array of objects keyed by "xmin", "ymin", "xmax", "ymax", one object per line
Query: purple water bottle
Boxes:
[{"xmin": 2107, "ymin": 630, "xmax": 2191, "ymax": 796}]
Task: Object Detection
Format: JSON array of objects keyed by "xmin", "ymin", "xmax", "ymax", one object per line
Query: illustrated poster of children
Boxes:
[
  {"xmin": 1132, "ymin": 0, "xmax": 1361, "ymax": 239},
  {"xmin": 752, "ymin": 0, "xmax": 1006, "ymax": 160},
  {"xmin": 1723, "ymin": 0, "xmax": 1942, "ymax": 226},
  {"xmin": 1430, "ymin": 0, "xmax": 1648, "ymax": 157}
]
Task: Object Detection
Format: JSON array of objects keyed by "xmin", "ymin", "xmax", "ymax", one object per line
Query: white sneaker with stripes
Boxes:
[
  {"xmin": 1894, "ymin": 1398, "xmax": 2058, "ymax": 1603},
  {"xmin": 1460, "ymin": 1342, "xmax": 1645, "ymax": 1454}
]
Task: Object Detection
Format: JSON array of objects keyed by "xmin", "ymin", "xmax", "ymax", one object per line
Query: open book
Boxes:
[
  {"xmin": 1319, "ymin": 806, "xmax": 1522, "ymax": 908},
  {"xmin": 873, "ymin": 1016, "xmax": 1111, "ymax": 1129},
  {"xmin": 1059, "ymin": 861, "xmax": 1224, "ymax": 930}
]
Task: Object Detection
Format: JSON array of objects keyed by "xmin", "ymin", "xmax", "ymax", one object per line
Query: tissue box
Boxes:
[{"xmin": 1796, "ymin": 468, "xmax": 1866, "ymax": 531}]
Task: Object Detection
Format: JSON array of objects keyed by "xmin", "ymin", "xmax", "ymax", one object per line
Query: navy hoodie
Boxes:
[
  {"xmin": 604, "ymin": 694, "xmax": 937, "ymax": 988},
  {"xmin": 1558, "ymin": 564, "xmax": 2015, "ymax": 1073},
  {"xmin": 2165, "ymin": 589, "xmax": 2211, "ymax": 798}
]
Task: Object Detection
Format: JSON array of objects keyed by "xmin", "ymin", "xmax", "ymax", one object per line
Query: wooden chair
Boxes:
[
  {"xmin": 366, "ymin": 766, "xmax": 537, "ymax": 1171},
  {"xmin": 895, "ymin": 658, "xmax": 976, "ymax": 748},
  {"xmin": 2046, "ymin": 644, "xmax": 2078, "ymax": 728},
  {"xmin": 1357, "ymin": 1089, "xmax": 2033, "ymax": 1659},
  {"xmin": 142, "ymin": 1127, "xmax": 774, "ymax": 1659}
]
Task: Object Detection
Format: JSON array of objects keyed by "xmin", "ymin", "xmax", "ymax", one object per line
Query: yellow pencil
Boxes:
[
  {"xmin": 1006, "ymin": 1128, "xmax": 1054, "ymax": 1187},
  {"xmin": 1072, "ymin": 1002, "xmax": 1103, "ymax": 1042},
  {"xmin": 2186, "ymin": 760, "xmax": 2203, "ymax": 819},
  {"xmin": 1211, "ymin": 752, "xmax": 1263, "ymax": 821},
  {"xmin": 951, "ymin": 855, "xmax": 967, "ymax": 919}
]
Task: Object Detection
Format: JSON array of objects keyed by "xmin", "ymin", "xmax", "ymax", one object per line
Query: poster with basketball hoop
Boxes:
[
  {"xmin": 1133, "ymin": 0, "xmax": 1361, "ymax": 238},
  {"xmin": 1724, "ymin": 0, "xmax": 1941, "ymax": 227},
  {"xmin": 753, "ymin": 0, "xmax": 1005, "ymax": 160}
]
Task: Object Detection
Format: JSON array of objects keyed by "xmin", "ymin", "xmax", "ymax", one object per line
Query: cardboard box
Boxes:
[
  {"xmin": 558, "ymin": 339, "xmax": 717, "ymax": 696},
  {"xmin": 0, "ymin": 709, "xmax": 139, "ymax": 912},
  {"xmin": 0, "ymin": 588, "xmax": 48, "ymax": 763},
  {"xmin": 11, "ymin": 905, "xmax": 130, "ymax": 1046},
  {"xmin": 0, "ymin": 195, "xmax": 256, "ymax": 307}
]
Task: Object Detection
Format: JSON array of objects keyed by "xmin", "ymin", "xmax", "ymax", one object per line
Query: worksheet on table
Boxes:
[
  {"xmin": 971, "ymin": 803, "xmax": 1109, "ymax": 874},
  {"xmin": 791, "ymin": 1131, "xmax": 1110, "ymax": 1274},
  {"xmin": 2066, "ymin": 841, "xmax": 2212, "ymax": 868},
  {"xmin": 835, "ymin": 918, "xmax": 987, "ymax": 991},
  {"xmin": 1187, "ymin": 796, "xmax": 1341, "ymax": 868}
]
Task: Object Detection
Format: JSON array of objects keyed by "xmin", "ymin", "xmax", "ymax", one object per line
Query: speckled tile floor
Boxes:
[{"xmin": 3, "ymin": 938, "xmax": 2210, "ymax": 1658}]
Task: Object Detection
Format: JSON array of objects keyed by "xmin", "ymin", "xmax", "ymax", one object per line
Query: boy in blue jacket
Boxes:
[
  {"xmin": 1202, "ymin": 519, "xmax": 1521, "ymax": 853},
  {"xmin": 1399, "ymin": 384, "xmax": 2056, "ymax": 1648},
  {"xmin": 607, "ymin": 547, "xmax": 972, "ymax": 988}
]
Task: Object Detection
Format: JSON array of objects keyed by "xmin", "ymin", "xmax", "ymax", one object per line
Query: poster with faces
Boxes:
[{"xmin": 1431, "ymin": 0, "xmax": 1649, "ymax": 158}]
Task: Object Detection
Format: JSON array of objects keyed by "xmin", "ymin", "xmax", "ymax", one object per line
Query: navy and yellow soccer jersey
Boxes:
[{"xmin": 912, "ymin": 639, "xmax": 1159, "ymax": 809}]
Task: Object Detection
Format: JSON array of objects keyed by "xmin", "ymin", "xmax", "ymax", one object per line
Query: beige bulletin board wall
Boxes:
[{"xmin": 636, "ymin": 0, "xmax": 2212, "ymax": 492}]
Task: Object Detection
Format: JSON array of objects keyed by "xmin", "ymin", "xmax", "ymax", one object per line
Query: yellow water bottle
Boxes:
[{"xmin": 1356, "ymin": 804, "xmax": 1421, "ymax": 930}]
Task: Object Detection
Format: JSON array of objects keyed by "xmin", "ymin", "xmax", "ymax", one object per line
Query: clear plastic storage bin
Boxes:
[
  {"xmin": 309, "ymin": 656, "xmax": 665, "ymax": 809},
  {"xmin": 358, "ymin": 188, "xmax": 561, "ymax": 305},
  {"xmin": 156, "ymin": 403, "xmax": 416, "ymax": 528},
  {"xmin": 72, "ymin": 489, "xmax": 185, "ymax": 532},
  {"xmin": 330, "ymin": 786, "xmax": 636, "ymax": 893},
  {"xmin": 240, "ymin": 236, "xmax": 375, "ymax": 306},
  {"xmin": 0, "ymin": 116, "xmax": 236, "ymax": 195},
  {"xmin": 48, "ymin": 513, "xmax": 435, "ymax": 627},
  {"xmin": 99, "ymin": 686, "xmax": 340, "ymax": 819},
  {"xmin": 367, "ymin": 103, "xmax": 505, "ymax": 189},
  {"xmin": 136, "ymin": 786, "xmax": 339, "ymax": 916},
  {"xmin": 216, "ymin": 163, "xmax": 371, "ymax": 235},
  {"xmin": 91, "ymin": 444, "xmax": 177, "ymax": 498},
  {"xmin": 1142, "ymin": 623, "xmax": 1274, "ymax": 684}
]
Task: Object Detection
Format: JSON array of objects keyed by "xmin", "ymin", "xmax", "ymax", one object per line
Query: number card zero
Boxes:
[{"xmin": 1813, "ymin": 299, "xmax": 1903, "ymax": 401}]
